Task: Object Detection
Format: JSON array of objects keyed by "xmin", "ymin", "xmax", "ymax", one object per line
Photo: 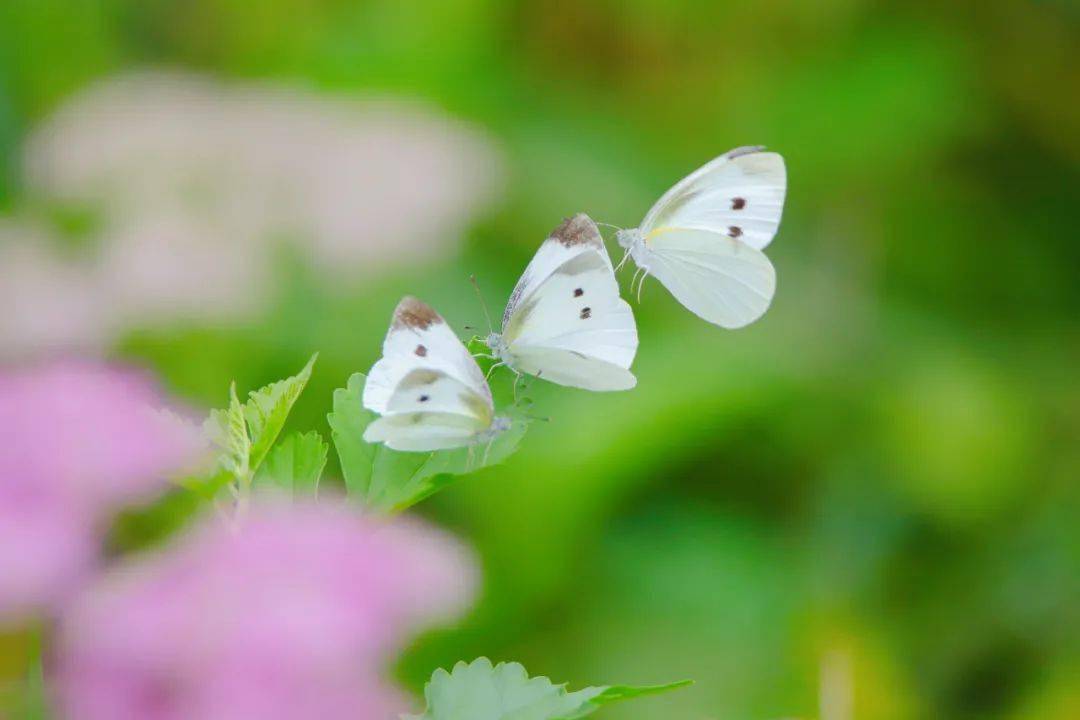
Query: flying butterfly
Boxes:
[
  {"xmin": 615, "ymin": 146, "xmax": 787, "ymax": 328},
  {"xmin": 363, "ymin": 296, "xmax": 509, "ymax": 452},
  {"xmin": 484, "ymin": 213, "xmax": 639, "ymax": 392}
]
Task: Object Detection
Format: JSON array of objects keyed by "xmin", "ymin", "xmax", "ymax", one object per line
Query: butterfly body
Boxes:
[
  {"xmin": 616, "ymin": 227, "xmax": 648, "ymax": 269},
  {"xmin": 484, "ymin": 331, "xmax": 512, "ymax": 369}
]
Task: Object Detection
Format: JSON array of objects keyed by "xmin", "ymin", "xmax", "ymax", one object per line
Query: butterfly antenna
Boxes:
[
  {"xmin": 469, "ymin": 274, "xmax": 495, "ymax": 335},
  {"xmin": 594, "ymin": 221, "xmax": 624, "ymax": 253}
]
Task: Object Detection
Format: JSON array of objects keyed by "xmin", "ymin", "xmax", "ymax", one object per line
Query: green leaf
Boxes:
[
  {"xmin": 328, "ymin": 372, "xmax": 379, "ymax": 498},
  {"xmin": 327, "ymin": 372, "xmax": 527, "ymax": 513},
  {"xmin": 203, "ymin": 382, "xmax": 251, "ymax": 480},
  {"xmin": 466, "ymin": 335, "xmax": 496, "ymax": 373},
  {"xmin": 243, "ymin": 353, "xmax": 318, "ymax": 472},
  {"xmin": 109, "ymin": 470, "xmax": 232, "ymax": 553},
  {"xmin": 390, "ymin": 418, "xmax": 527, "ymax": 509},
  {"xmin": 408, "ymin": 658, "xmax": 691, "ymax": 720},
  {"xmin": 0, "ymin": 625, "xmax": 45, "ymax": 720},
  {"xmin": 176, "ymin": 468, "xmax": 235, "ymax": 503},
  {"xmin": 253, "ymin": 430, "xmax": 328, "ymax": 497}
]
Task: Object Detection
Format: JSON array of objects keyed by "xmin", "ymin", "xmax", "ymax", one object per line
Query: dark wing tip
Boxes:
[
  {"xmin": 393, "ymin": 296, "xmax": 444, "ymax": 330},
  {"xmin": 550, "ymin": 213, "xmax": 602, "ymax": 248}
]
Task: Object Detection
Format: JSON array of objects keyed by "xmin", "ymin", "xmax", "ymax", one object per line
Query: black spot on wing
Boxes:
[
  {"xmin": 580, "ymin": 307, "xmax": 592, "ymax": 319},
  {"xmin": 731, "ymin": 197, "xmax": 746, "ymax": 210},
  {"xmin": 573, "ymin": 288, "xmax": 584, "ymax": 297},
  {"xmin": 415, "ymin": 344, "xmax": 427, "ymax": 357},
  {"xmin": 728, "ymin": 226, "xmax": 743, "ymax": 238}
]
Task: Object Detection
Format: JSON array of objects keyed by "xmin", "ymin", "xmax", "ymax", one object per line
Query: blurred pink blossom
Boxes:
[
  {"xmin": 0, "ymin": 223, "xmax": 113, "ymax": 357},
  {"xmin": 0, "ymin": 71, "xmax": 502, "ymax": 358},
  {"xmin": 0, "ymin": 361, "xmax": 201, "ymax": 622},
  {"xmin": 55, "ymin": 503, "xmax": 477, "ymax": 720}
]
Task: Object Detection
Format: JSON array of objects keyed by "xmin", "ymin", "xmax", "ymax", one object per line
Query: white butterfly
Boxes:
[
  {"xmin": 615, "ymin": 146, "xmax": 787, "ymax": 328},
  {"xmin": 484, "ymin": 213, "xmax": 639, "ymax": 392},
  {"xmin": 363, "ymin": 296, "xmax": 509, "ymax": 452}
]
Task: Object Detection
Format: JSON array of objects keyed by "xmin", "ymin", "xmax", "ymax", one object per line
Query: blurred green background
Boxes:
[{"xmin": 1, "ymin": 1, "xmax": 1078, "ymax": 718}]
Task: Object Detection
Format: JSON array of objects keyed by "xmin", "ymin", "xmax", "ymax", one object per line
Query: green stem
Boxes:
[{"xmin": 234, "ymin": 470, "xmax": 252, "ymax": 526}]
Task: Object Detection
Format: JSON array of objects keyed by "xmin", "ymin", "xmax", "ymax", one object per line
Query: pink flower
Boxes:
[
  {"xmin": 55, "ymin": 503, "xmax": 477, "ymax": 720},
  {"xmin": 0, "ymin": 361, "xmax": 199, "ymax": 622},
  {"xmin": 1, "ymin": 72, "xmax": 503, "ymax": 359}
]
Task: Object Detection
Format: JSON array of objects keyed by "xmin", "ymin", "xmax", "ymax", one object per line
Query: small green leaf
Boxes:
[
  {"xmin": 253, "ymin": 430, "xmax": 328, "ymax": 497},
  {"xmin": 328, "ymin": 372, "xmax": 527, "ymax": 513},
  {"xmin": 408, "ymin": 657, "xmax": 691, "ymax": 720},
  {"xmin": 384, "ymin": 416, "xmax": 527, "ymax": 511},
  {"xmin": 243, "ymin": 354, "xmax": 318, "ymax": 472},
  {"xmin": 109, "ymin": 470, "xmax": 232, "ymax": 553},
  {"xmin": 203, "ymin": 383, "xmax": 251, "ymax": 480},
  {"xmin": 328, "ymin": 372, "xmax": 379, "ymax": 499},
  {"xmin": 554, "ymin": 682, "xmax": 694, "ymax": 720},
  {"xmin": 176, "ymin": 468, "xmax": 235, "ymax": 503},
  {"xmin": 0, "ymin": 629, "xmax": 47, "ymax": 720},
  {"xmin": 466, "ymin": 335, "xmax": 495, "ymax": 371}
]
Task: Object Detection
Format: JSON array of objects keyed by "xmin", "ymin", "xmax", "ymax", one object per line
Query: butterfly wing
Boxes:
[
  {"xmin": 641, "ymin": 228, "xmax": 775, "ymax": 328},
  {"xmin": 363, "ymin": 368, "xmax": 494, "ymax": 452},
  {"xmin": 363, "ymin": 296, "xmax": 491, "ymax": 414},
  {"xmin": 641, "ymin": 146, "xmax": 786, "ymax": 251},
  {"xmin": 502, "ymin": 214, "xmax": 638, "ymax": 391}
]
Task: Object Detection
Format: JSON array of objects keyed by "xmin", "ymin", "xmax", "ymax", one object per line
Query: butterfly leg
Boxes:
[
  {"xmin": 485, "ymin": 361, "xmax": 505, "ymax": 381},
  {"xmin": 614, "ymin": 247, "xmax": 632, "ymax": 273},
  {"xmin": 630, "ymin": 266, "xmax": 644, "ymax": 299},
  {"xmin": 518, "ymin": 369, "xmax": 542, "ymax": 403},
  {"xmin": 635, "ymin": 267, "xmax": 650, "ymax": 303},
  {"xmin": 510, "ymin": 366, "xmax": 528, "ymax": 403}
]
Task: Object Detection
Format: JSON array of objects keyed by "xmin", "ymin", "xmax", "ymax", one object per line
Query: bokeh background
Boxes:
[{"xmin": 2, "ymin": 1, "xmax": 1078, "ymax": 718}]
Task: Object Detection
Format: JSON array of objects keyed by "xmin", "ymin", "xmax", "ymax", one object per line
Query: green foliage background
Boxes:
[{"xmin": 1, "ymin": 1, "xmax": 1078, "ymax": 718}]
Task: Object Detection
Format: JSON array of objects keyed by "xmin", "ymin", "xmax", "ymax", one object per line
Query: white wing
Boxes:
[
  {"xmin": 363, "ymin": 296, "xmax": 491, "ymax": 414},
  {"xmin": 641, "ymin": 147, "xmax": 786, "ymax": 251},
  {"xmin": 502, "ymin": 214, "xmax": 638, "ymax": 391},
  {"xmin": 363, "ymin": 368, "xmax": 493, "ymax": 452},
  {"xmin": 640, "ymin": 228, "xmax": 775, "ymax": 329}
]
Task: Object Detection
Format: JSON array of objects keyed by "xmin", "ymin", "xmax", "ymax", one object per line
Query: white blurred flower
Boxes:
[
  {"xmin": 1, "ymin": 71, "xmax": 503, "ymax": 357},
  {"xmin": 0, "ymin": 222, "xmax": 113, "ymax": 356}
]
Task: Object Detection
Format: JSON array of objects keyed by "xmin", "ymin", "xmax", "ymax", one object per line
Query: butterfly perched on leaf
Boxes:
[{"xmin": 363, "ymin": 297, "xmax": 510, "ymax": 452}]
